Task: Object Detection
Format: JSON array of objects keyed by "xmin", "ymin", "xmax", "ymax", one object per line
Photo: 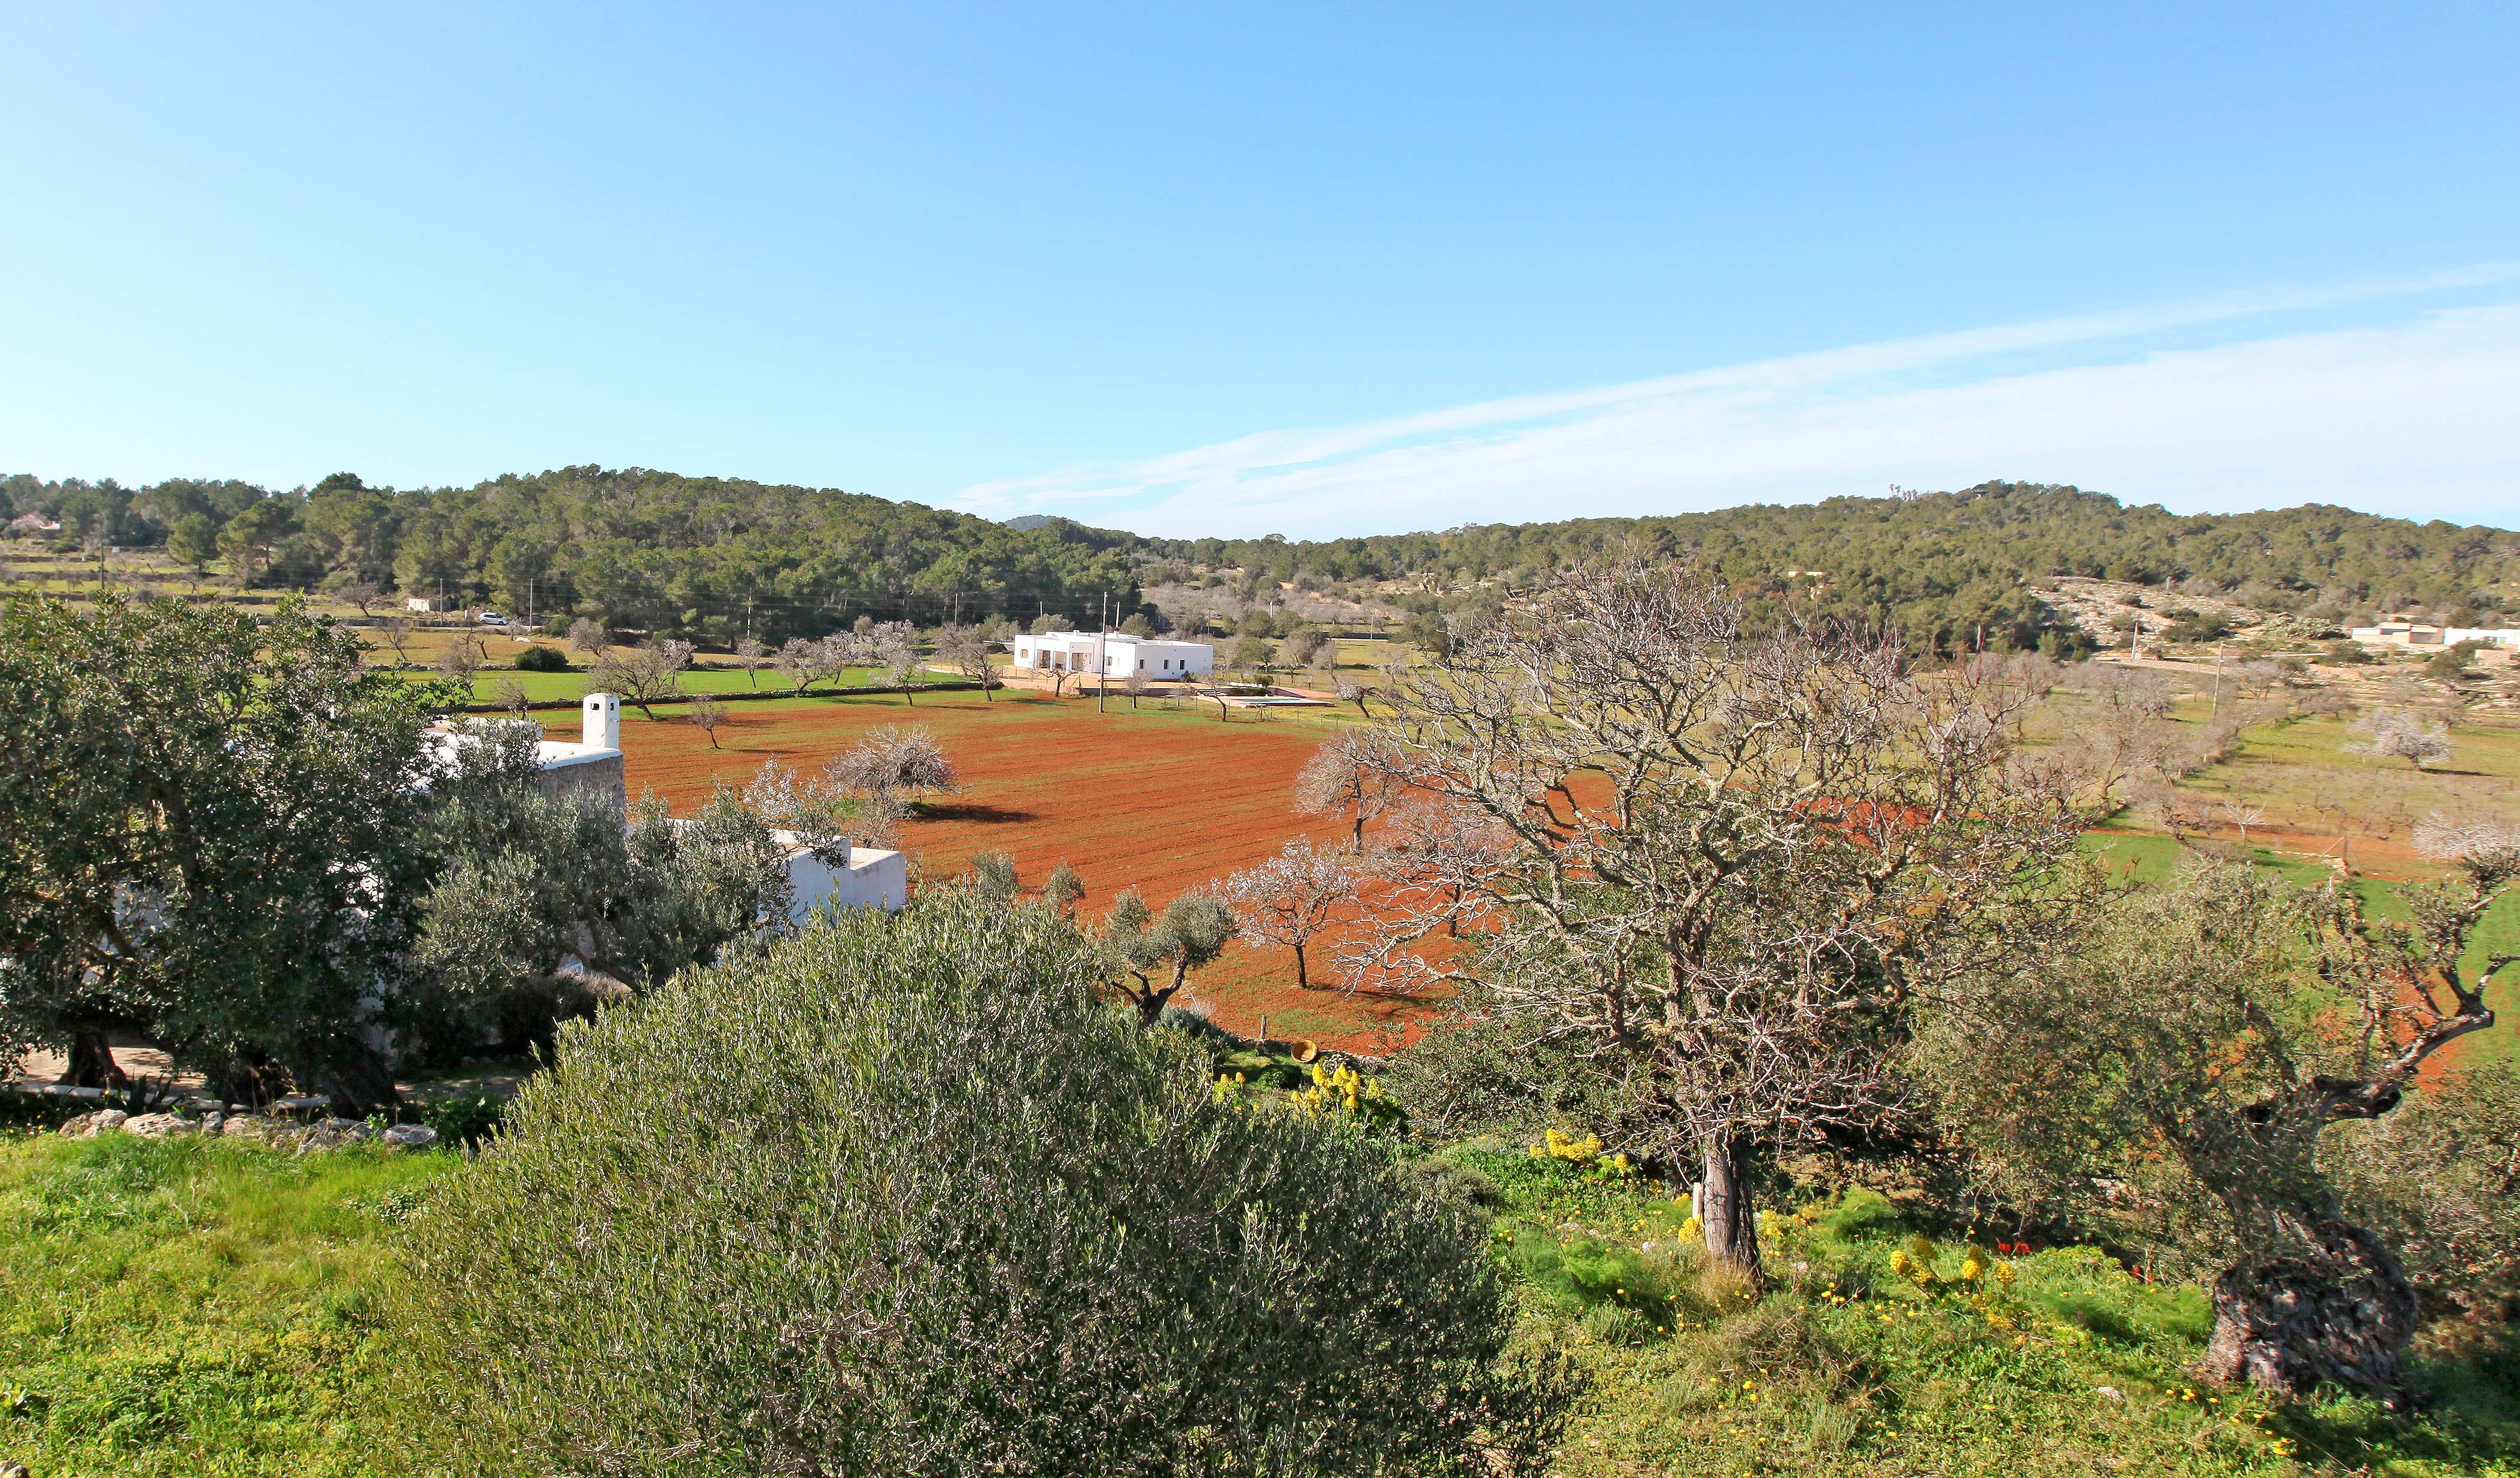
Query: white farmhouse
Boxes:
[
  {"xmin": 2347, "ymin": 620, "xmax": 2520, "ymax": 650},
  {"xmin": 1008, "ymin": 631, "xmax": 1213, "ymax": 680}
]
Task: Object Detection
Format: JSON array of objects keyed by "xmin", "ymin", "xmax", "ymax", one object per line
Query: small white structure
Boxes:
[
  {"xmin": 530, "ymin": 693, "xmax": 628, "ymax": 808},
  {"xmin": 2348, "ymin": 621, "xmax": 2519, "ymax": 650},
  {"xmin": 436, "ymin": 693, "xmax": 904, "ymax": 917},
  {"xmin": 774, "ymin": 832, "xmax": 908, "ymax": 921},
  {"xmin": 1008, "ymin": 631, "xmax": 1213, "ymax": 680}
]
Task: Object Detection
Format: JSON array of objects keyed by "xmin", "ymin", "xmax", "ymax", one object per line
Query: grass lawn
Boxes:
[
  {"xmin": 0, "ymin": 1133, "xmax": 452, "ymax": 1477},
  {"xmin": 11, "ymin": 1126, "xmax": 2518, "ymax": 1476},
  {"xmin": 385, "ymin": 662, "xmax": 911, "ymax": 705},
  {"xmin": 1464, "ymin": 1144, "xmax": 2520, "ymax": 1477}
]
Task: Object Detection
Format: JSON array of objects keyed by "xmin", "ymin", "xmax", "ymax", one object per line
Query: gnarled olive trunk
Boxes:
[
  {"xmin": 314, "ymin": 1045, "xmax": 405, "ymax": 1120},
  {"xmin": 2200, "ymin": 1214, "xmax": 2418, "ymax": 1409},
  {"xmin": 66, "ymin": 1031, "xmax": 130, "ymax": 1090},
  {"xmin": 1700, "ymin": 1130, "xmax": 1765, "ymax": 1291}
]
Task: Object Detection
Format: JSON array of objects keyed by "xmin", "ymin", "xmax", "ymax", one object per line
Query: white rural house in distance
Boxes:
[
  {"xmin": 1008, "ymin": 631, "xmax": 1214, "ymax": 679},
  {"xmin": 2348, "ymin": 619, "xmax": 2520, "ymax": 651},
  {"xmin": 433, "ymin": 693, "xmax": 906, "ymax": 916}
]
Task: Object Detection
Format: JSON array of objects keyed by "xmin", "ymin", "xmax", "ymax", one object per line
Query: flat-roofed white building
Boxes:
[
  {"xmin": 2348, "ymin": 622, "xmax": 2519, "ymax": 649},
  {"xmin": 1009, "ymin": 631, "xmax": 1213, "ymax": 680}
]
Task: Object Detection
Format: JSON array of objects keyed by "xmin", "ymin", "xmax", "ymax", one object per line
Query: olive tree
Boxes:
[
  {"xmin": 388, "ymin": 890, "xmax": 1575, "ymax": 1476},
  {"xmin": 408, "ymin": 728, "xmax": 800, "ymax": 1062},
  {"xmin": 1104, "ymin": 886, "xmax": 1237, "ymax": 1024},
  {"xmin": 1352, "ymin": 562, "xmax": 2084, "ymax": 1287},
  {"xmin": 1922, "ymin": 830, "xmax": 2519, "ymax": 1406},
  {"xmin": 0, "ymin": 594, "xmax": 452, "ymax": 1110}
]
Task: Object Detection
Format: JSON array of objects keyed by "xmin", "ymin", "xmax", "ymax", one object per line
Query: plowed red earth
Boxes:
[{"xmin": 564, "ymin": 691, "xmax": 1436, "ymax": 1053}]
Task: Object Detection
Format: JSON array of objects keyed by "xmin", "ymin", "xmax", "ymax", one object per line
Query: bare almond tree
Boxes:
[
  {"xmin": 931, "ymin": 622, "xmax": 999, "ymax": 701},
  {"xmin": 688, "ymin": 694, "xmax": 728, "ymax": 749},
  {"xmin": 776, "ymin": 635, "xmax": 849, "ymax": 696},
  {"xmin": 2353, "ymin": 709, "xmax": 2452, "ymax": 770},
  {"xmin": 337, "ymin": 579, "xmax": 384, "ymax": 619},
  {"xmin": 2217, "ymin": 796, "xmax": 2267, "ymax": 845},
  {"xmin": 1349, "ymin": 561, "xmax": 2085, "ymax": 1287},
  {"xmin": 873, "ymin": 624, "xmax": 925, "ymax": 704},
  {"xmin": 826, "ymin": 723, "xmax": 957, "ymax": 799},
  {"xmin": 1223, "ymin": 838, "xmax": 1359, "ymax": 989},
  {"xmin": 437, "ymin": 631, "xmax": 486, "ymax": 685},
  {"xmin": 591, "ymin": 639, "xmax": 694, "ymax": 719},
  {"xmin": 567, "ymin": 618, "xmax": 610, "ymax": 664},
  {"xmin": 1346, "ymin": 796, "xmax": 1509, "ymax": 948},
  {"xmin": 375, "ymin": 616, "xmax": 416, "ymax": 669},
  {"xmin": 1294, "ymin": 729, "xmax": 1403, "ymax": 854},
  {"xmin": 744, "ymin": 758, "xmax": 907, "ymax": 855},
  {"xmin": 734, "ymin": 637, "xmax": 767, "ymax": 688}
]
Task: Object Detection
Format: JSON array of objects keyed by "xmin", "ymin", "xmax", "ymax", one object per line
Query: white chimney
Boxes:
[{"xmin": 582, "ymin": 691, "xmax": 621, "ymax": 751}]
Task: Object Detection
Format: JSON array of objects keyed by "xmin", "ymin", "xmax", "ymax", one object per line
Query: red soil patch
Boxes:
[{"xmin": 576, "ymin": 692, "xmax": 1434, "ymax": 1053}]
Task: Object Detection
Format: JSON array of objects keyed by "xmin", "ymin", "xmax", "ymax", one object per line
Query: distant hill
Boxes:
[
  {"xmin": 0, "ymin": 466, "xmax": 1144, "ymax": 644},
  {"xmin": 1134, "ymin": 482, "xmax": 2520, "ymax": 658},
  {"xmin": 7, "ymin": 469, "xmax": 2512, "ymax": 656}
]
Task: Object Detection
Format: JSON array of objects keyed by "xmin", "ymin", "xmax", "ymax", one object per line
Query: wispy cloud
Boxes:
[{"xmin": 949, "ymin": 265, "xmax": 2520, "ymax": 536}]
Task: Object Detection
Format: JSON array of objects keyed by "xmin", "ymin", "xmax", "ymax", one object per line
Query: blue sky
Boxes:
[{"xmin": 3, "ymin": 3, "xmax": 2515, "ymax": 534}]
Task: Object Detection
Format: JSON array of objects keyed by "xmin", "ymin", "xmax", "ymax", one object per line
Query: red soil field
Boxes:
[{"xmin": 566, "ymin": 691, "xmax": 1434, "ymax": 1053}]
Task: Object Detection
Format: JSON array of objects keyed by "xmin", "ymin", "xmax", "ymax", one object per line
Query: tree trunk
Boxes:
[
  {"xmin": 1293, "ymin": 940, "xmax": 1309, "ymax": 989},
  {"xmin": 314, "ymin": 1045, "xmax": 405, "ymax": 1120},
  {"xmin": 214, "ymin": 1047, "xmax": 290, "ymax": 1109},
  {"xmin": 66, "ymin": 1032, "xmax": 130, "ymax": 1091},
  {"xmin": 2200, "ymin": 1215, "xmax": 2418, "ymax": 1407},
  {"xmin": 1700, "ymin": 1130, "xmax": 1765, "ymax": 1290}
]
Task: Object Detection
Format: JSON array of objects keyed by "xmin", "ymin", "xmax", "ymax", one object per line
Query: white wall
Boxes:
[
  {"xmin": 1010, "ymin": 634, "xmax": 1214, "ymax": 676},
  {"xmin": 782, "ymin": 843, "xmax": 908, "ymax": 922}
]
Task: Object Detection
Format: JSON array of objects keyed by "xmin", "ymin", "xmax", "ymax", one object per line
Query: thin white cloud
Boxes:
[{"xmin": 950, "ymin": 266, "xmax": 2520, "ymax": 536}]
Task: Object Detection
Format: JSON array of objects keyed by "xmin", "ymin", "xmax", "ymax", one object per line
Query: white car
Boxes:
[{"xmin": 476, "ymin": 611, "xmax": 509, "ymax": 626}]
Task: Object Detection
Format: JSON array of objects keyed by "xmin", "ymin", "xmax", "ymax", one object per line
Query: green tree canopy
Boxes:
[{"xmin": 0, "ymin": 594, "xmax": 454, "ymax": 1109}]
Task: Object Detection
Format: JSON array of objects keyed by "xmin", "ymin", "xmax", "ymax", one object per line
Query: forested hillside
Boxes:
[
  {"xmin": 1143, "ymin": 482, "xmax": 2520, "ymax": 658},
  {"xmin": 8, "ymin": 469, "xmax": 2514, "ymax": 656},
  {"xmin": 0, "ymin": 467, "xmax": 1141, "ymax": 644}
]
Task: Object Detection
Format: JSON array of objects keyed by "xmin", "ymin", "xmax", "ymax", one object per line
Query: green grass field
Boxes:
[
  {"xmin": 388, "ymin": 664, "xmax": 963, "ymax": 706},
  {"xmin": 0, "ymin": 1133, "xmax": 452, "ymax": 1477},
  {"xmin": 8, "ymin": 1129, "xmax": 2516, "ymax": 1477},
  {"xmin": 1468, "ymin": 1145, "xmax": 2520, "ymax": 1477}
]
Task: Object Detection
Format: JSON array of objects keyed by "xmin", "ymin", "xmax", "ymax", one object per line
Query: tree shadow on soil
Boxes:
[{"xmin": 916, "ymin": 801, "xmax": 1039, "ymax": 824}]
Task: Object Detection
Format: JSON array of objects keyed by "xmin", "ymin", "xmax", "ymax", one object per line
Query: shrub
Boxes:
[
  {"xmin": 388, "ymin": 889, "xmax": 1574, "ymax": 1476},
  {"xmin": 512, "ymin": 643, "xmax": 570, "ymax": 673}
]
